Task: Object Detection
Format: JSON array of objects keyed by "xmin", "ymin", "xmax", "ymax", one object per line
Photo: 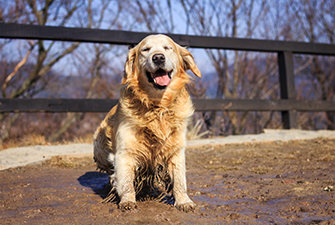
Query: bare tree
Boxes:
[
  {"xmin": 0, "ymin": 0, "xmax": 176, "ymax": 145},
  {"xmin": 180, "ymin": 0, "xmax": 276, "ymax": 135},
  {"xmin": 122, "ymin": 0, "xmax": 175, "ymax": 33},
  {"xmin": 286, "ymin": 0, "xmax": 335, "ymax": 130},
  {"xmin": 0, "ymin": 0, "xmax": 84, "ymax": 144},
  {"xmin": 48, "ymin": 0, "xmax": 125, "ymax": 141}
]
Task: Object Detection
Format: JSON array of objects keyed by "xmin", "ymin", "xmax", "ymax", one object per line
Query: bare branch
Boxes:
[{"xmin": 2, "ymin": 41, "xmax": 35, "ymax": 98}]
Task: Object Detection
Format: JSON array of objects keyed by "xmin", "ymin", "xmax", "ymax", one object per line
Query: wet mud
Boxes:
[{"xmin": 0, "ymin": 138, "xmax": 335, "ymax": 224}]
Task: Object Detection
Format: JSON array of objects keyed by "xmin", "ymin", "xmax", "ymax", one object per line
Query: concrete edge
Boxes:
[{"xmin": 1, "ymin": 130, "xmax": 335, "ymax": 171}]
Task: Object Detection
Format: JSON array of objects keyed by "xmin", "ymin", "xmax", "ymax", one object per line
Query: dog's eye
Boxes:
[
  {"xmin": 164, "ymin": 46, "xmax": 172, "ymax": 50},
  {"xmin": 142, "ymin": 47, "xmax": 150, "ymax": 52}
]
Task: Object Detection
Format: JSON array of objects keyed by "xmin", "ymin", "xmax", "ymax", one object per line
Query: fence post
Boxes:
[{"xmin": 278, "ymin": 51, "xmax": 298, "ymax": 129}]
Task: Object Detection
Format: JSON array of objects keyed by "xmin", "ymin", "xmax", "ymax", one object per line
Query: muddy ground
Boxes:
[{"xmin": 0, "ymin": 138, "xmax": 334, "ymax": 224}]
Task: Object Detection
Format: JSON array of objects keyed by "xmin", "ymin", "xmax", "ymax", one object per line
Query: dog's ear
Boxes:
[
  {"xmin": 122, "ymin": 46, "xmax": 137, "ymax": 85},
  {"xmin": 178, "ymin": 45, "xmax": 202, "ymax": 78}
]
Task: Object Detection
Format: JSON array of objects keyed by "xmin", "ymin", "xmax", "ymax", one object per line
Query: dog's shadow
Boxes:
[
  {"xmin": 77, "ymin": 171, "xmax": 174, "ymax": 205},
  {"xmin": 77, "ymin": 171, "xmax": 115, "ymax": 200}
]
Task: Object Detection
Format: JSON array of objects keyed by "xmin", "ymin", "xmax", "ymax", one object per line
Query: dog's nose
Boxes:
[{"xmin": 152, "ymin": 53, "xmax": 165, "ymax": 65}]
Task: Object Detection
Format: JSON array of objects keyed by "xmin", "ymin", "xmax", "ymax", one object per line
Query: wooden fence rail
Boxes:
[
  {"xmin": 1, "ymin": 23, "xmax": 335, "ymax": 129},
  {"xmin": 0, "ymin": 99, "xmax": 334, "ymax": 113}
]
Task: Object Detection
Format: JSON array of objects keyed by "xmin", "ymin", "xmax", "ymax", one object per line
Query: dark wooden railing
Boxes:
[{"xmin": 1, "ymin": 23, "xmax": 335, "ymax": 129}]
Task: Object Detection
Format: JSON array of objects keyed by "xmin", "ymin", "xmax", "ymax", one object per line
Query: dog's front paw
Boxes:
[
  {"xmin": 175, "ymin": 201, "xmax": 196, "ymax": 212},
  {"xmin": 119, "ymin": 201, "xmax": 137, "ymax": 212}
]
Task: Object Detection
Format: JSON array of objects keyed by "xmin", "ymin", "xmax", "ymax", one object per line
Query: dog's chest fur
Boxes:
[{"xmin": 119, "ymin": 88, "xmax": 192, "ymax": 165}]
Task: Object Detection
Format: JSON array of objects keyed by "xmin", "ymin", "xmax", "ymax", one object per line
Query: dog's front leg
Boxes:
[
  {"xmin": 169, "ymin": 147, "xmax": 196, "ymax": 212},
  {"xmin": 114, "ymin": 151, "xmax": 137, "ymax": 211}
]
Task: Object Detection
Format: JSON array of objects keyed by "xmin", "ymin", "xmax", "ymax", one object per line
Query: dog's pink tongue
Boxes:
[{"xmin": 154, "ymin": 74, "xmax": 170, "ymax": 86}]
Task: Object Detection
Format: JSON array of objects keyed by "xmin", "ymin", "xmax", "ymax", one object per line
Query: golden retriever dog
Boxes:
[{"xmin": 93, "ymin": 34, "xmax": 201, "ymax": 212}]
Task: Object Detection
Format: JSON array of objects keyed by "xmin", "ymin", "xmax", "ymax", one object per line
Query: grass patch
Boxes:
[
  {"xmin": 249, "ymin": 166, "xmax": 273, "ymax": 174},
  {"xmin": 41, "ymin": 156, "xmax": 94, "ymax": 168}
]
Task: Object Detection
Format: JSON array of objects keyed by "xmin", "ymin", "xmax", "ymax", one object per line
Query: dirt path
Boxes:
[{"xmin": 1, "ymin": 138, "xmax": 335, "ymax": 224}]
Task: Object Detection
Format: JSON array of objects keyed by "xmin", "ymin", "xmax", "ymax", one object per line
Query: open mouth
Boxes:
[{"xmin": 146, "ymin": 68, "xmax": 172, "ymax": 90}]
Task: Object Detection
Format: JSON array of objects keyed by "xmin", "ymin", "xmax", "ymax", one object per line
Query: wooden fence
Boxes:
[{"xmin": 1, "ymin": 23, "xmax": 335, "ymax": 129}]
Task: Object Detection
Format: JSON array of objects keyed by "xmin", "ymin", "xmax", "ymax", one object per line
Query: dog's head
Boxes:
[{"xmin": 122, "ymin": 34, "xmax": 201, "ymax": 98}]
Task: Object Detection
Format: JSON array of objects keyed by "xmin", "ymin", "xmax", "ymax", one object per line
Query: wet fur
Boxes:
[{"xmin": 93, "ymin": 34, "xmax": 201, "ymax": 212}]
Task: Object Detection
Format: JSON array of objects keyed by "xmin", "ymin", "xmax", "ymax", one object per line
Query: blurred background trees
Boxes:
[{"xmin": 0, "ymin": 0, "xmax": 334, "ymax": 148}]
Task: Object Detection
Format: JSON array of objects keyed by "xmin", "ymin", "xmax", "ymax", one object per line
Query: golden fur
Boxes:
[{"xmin": 93, "ymin": 34, "xmax": 201, "ymax": 212}]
